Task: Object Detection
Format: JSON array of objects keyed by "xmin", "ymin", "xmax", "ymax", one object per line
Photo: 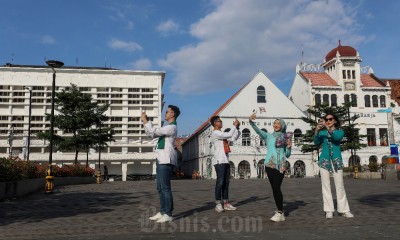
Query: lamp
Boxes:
[
  {"xmin": 45, "ymin": 60, "xmax": 64, "ymax": 193},
  {"xmin": 24, "ymin": 87, "xmax": 32, "ymax": 161}
]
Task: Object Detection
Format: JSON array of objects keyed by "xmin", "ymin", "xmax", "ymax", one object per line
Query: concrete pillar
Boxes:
[
  {"xmin": 122, "ymin": 163, "xmax": 127, "ymax": 182},
  {"xmin": 152, "ymin": 160, "xmax": 157, "ymax": 175}
]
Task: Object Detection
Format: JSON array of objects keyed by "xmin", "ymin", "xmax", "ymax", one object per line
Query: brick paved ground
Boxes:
[{"xmin": 0, "ymin": 178, "xmax": 399, "ymax": 240}]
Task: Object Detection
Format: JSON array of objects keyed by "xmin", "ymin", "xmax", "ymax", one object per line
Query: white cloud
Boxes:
[
  {"xmin": 159, "ymin": 0, "xmax": 367, "ymax": 95},
  {"xmin": 108, "ymin": 38, "xmax": 143, "ymax": 52},
  {"xmin": 156, "ymin": 19, "xmax": 180, "ymax": 36},
  {"xmin": 41, "ymin": 35, "xmax": 55, "ymax": 44},
  {"xmin": 130, "ymin": 58, "xmax": 152, "ymax": 70}
]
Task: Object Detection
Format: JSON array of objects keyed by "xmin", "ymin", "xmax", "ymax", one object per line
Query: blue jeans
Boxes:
[
  {"xmin": 214, "ymin": 163, "xmax": 231, "ymax": 201},
  {"xmin": 156, "ymin": 163, "xmax": 174, "ymax": 216}
]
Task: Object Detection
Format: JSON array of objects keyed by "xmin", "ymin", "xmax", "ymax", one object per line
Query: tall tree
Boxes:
[
  {"xmin": 299, "ymin": 103, "xmax": 366, "ymax": 165},
  {"xmin": 37, "ymin": 84, "xmax": 115, "ymax": 165}
]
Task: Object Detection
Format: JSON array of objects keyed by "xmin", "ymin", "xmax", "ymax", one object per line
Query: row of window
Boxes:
[
  {"xmin": 225, "ymin": 127, "xmax": 388, "ymax": 147},
  {"xmin": 0, "ymin": 87, "xmax": 155, "ymax": 93},
  {"xmin": 315, "ymin": 94, "xmax": 386, "ymax": 108}
]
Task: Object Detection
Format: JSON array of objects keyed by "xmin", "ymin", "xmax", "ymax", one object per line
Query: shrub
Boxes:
[{"xmin": 0, "ymin": 157, "xmax": 94, "ymax": 182}]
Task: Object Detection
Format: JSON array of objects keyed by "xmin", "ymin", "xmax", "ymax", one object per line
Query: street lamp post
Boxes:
[
  {"xmin": 96, "ymin": 123, "xmax": 102, "ymax": 184},
  {"xmin": 8, "ymin": 125, "xmax": 15, "ymax": 158},
  {"xmin": 24, "ymin": 87, "xmax": 32, "ymax": 162},
  {"xmin": 45, "ymin": 60, "xmax": 64, "ymax": 193}
]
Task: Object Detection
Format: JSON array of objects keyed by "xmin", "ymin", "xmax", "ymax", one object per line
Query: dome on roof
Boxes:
[{"xmin": 325, "ymin": 41, "xmax": 357, "ymax": 62}]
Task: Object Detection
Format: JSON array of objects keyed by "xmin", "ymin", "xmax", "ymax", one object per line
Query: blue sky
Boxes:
[{"xmin": 1, "ymin": 0, "xmax": 400, "ymax": 135}]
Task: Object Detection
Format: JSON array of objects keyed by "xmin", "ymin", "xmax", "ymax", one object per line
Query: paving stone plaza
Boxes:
[{"xmin": 1, "ymin": 178, "xmax": 399, "ymax": 240}]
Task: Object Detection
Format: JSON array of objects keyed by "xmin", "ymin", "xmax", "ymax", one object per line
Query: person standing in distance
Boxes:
[
  {"xmin": 314, "ymin": 112, "xmax": 354, "ymax": 219},
  {"xmin": 141, "ymin": 105, "xmax": 180, "ymax": 223},
  {"xmin": 210, "ymin": 116, "xmax": 240, "ymax": 212}
]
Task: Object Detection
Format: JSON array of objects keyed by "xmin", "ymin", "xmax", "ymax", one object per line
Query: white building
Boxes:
[
  {"xmin": 0, "ymin": 63, "xmax": 165, "ymax": 181},
  {"xmin": 289, "ymin": 42, "xmax": 398, "ymax": 166},
  {"xmin": 181, "ymin": 71, "xmax": 316, "ymax": 179}
]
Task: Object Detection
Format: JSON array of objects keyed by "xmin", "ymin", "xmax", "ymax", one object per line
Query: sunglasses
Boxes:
[{"xmin": 325, "ymin": 117, "xmax": 334, "ymax": 122}]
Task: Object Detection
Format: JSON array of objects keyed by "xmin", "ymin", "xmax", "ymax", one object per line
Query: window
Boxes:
[
  {"xmin": 380, "ymin": 95, "xmax": 386, "ymax": 107},
  {"xmin": 260, "ymin": 129, "xmax": 268, "ymax": 146},
  {"xmin": 351, "ymin": 94, "xmax": 357, "ymax": 107},
  {"xmin": 372, "ymin": 95, "xmax": 378, "ymax": 107},
  {"xmin": 367, "ymin": 128, "xmax": 376, "ymax": 146},
  {"xmin": 344, "ymin": 94, "xmax": 350, "ymax": 104},
  {"xmin": 331, "ymin": 94, "xmax": 337, "ymax": 106},
  {"xmin": 323, "ymin": 94, "xmax": 329, "ymax": 105},
  {"xmin": 242, "ymin": 128, "xmax": 251, "ymax": 146},
  {"xmin": 315, "ymin": 94, "xmax": 321, "ymax": 106},
  {"xmin": 379, "ymin": 128, "xmax": 388, "ymax": 146},
  {"xmin": 224, "ymin": 128, "xmax": 233, "ymax": 146},
  {"xmin": 352, "ymin": 70, "xmax": 356, "ymax": 79},
  {"xmin": 347, "ymin": 70, "xmax": 351, "ymax": 79},
  {"xmin": 294, "ymin": 129, "xmax": 302, "ymax": 144},
  {"xmin": 364, "ymin": 95, "xmax": 371, "ymax": 107},
  {"xmin": 128, "ymin": 88, "xmax": 140, "ymax": 92},
  {"xmin": 257, "ymin": 86, "xmax": 266, "ymax": 103},
  {"xmin": 342, "ymin": 70, "xmax": 346, "ymax": 79}
]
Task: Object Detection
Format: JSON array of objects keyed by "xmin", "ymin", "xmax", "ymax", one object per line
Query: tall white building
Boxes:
[
  {"xmin": 0, "ymin": 63, "xmax": 165, "ymax": 180},
  {"xmin": 289, "ymin": 42, "xmax": 398, "ymax": 166}
]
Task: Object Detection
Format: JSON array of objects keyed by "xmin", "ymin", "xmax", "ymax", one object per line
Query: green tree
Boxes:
[
  {"xmin": 37, "ymin": 84, "xmax": 115, "ymax": 165},
  {"xmin": 299, "ymin": 103, "xmax": 366, "ymax": 161}
]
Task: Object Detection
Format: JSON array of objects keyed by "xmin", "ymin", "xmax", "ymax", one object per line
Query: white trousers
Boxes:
[{"xmin": 320, "ymin": 168, "xmax": 350, "ymax": 213}]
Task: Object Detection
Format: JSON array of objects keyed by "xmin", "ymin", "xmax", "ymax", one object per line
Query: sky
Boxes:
[{"xmin": 1, "ymin": 0, "xmax": 400, "ymax": 136}]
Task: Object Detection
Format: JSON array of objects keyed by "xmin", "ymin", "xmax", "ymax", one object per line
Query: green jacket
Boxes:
[{"xmin": 314, "ymin": 129, "xmax": 344, "ymax": 172}]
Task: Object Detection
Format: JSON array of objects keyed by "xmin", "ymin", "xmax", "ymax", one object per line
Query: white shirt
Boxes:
[
  {"xmin": 143, "ymin": 121, "xmax": 178, "ymax": 165},
  {"xmin": 211, "ymin": 128, "xmax": 240, "ymax": 165}
]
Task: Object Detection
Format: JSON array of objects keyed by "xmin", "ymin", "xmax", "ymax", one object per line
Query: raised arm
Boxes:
[{"xmin": 143, "ymin": 122, "xmax": 175, "ymax": 138}]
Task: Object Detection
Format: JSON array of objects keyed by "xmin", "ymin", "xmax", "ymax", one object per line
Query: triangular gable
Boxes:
[
  {"xmin": 219, "ymin": 72, "xmax": 306, "ymax": 119},
  {"xmin": 182, "ymin": 71, "xmax": 307, "ymax": 145}
]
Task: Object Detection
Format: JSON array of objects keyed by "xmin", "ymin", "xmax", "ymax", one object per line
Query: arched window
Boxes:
[
  {"xmin": 224, "ymin": 128, "xmax": 233, "ymax": 146},
  {"xmin": 331, "ymin": 94, "xmax": 337, "ymax": 106},
  {"xmin": 372, "ymin": 95, "xmax": 378, "ymax": 107},
  {"xmin": 344, "ymin": 94, "xmax": 350, "ymax": 104},
  {"xmin": 380, "ymin": 95, "xmax": 386, "ymax": 107},
  {"xmin": 315, "ymin": 94, "xmax": 321, "ymax": 106},
  {"xmin": 242, "ymin": 128, "xmax": 251, "ymax": 146},
  {"xmin": 294, "ymin": 129, "xmax": 302, "ymax": 144},
  {"xmin": 260, "ymin": 129, "xmax": 268, "ymax": 146},
  {"xmin": 323, "ymin": 94, "xmax": 329, "ymax": 105},
  {"xmin": 364, "ymin": 95, "xmax": 371, "ymax": 107},
  {"xmin": 351, "ymin": 94, "xmax": 357, "ymax": 107},
  {"xmin": 257, "ymin": 86, "xmax": 266, "ymax": 103}
]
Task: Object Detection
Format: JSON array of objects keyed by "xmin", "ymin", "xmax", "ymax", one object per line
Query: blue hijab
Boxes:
[{"xmin": 273, "ymin": 119, "xmax": 287, "ymax": 148}]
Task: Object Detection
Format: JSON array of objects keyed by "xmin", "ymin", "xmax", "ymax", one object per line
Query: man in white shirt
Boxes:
[
  {"xmin": 210, "ymin": 116, "xmax": 240, "ymax": 212},
  {"xmin": 141, "ymin": 105, "xmax": 180, "ymax": 223}
]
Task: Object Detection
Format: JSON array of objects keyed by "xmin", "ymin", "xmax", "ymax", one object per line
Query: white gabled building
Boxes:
[
  {"xmin": 289, "ymin": 42, "xmax": 398, "ymax": 166},
  {"xmin": 0, "ymin": 63, "xmax": 165, "ymax": 181},
  {"xmin": 181, "ymin": 71, "xmax": 315, "ymax": 179}
]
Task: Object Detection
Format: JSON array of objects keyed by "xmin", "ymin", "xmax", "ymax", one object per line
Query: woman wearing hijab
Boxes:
[
  {"xmin": 314, "ymin": 112, "xmax": 354, "ymax": 219},
  {"xmin": 249, "ymin": 112, "xmax": 292, "ymax": 222}
]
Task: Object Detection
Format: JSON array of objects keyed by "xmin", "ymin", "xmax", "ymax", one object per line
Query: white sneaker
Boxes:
[
  {"xmin": 149, "ymin": 212, "xmax": 163, "ymax": 221},
  {"xmin": 224, "ymin": 202, "xmax": 237, "ymax": 211},
  {"xmin": 215, "ymin": 203, "xmax": 224, "ymax": 212},
  {"xmin": 326, "ymin": 212, "xmax": 333, "ymax": 219},
  {"xmin": 156, "ymin": 214, "xmax": 173, "ymax": 223},
  {"xmin": 270, "ymin": 211, "xmax": 285, "ymax": 222},
  {"xmin": 341, "ymin": 211, "xmax": 354, "ymax": 218}
]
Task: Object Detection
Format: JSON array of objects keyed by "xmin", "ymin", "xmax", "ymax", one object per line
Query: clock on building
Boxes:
[{"xmin": 345, "ymin": 82, "xmax": 355, "ymax": 90}]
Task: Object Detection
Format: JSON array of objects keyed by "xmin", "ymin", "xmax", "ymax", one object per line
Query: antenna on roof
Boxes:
[
  {"xmin": 11, "ymin": 53, "xmax": 14, "ymax": 64},
  {"xmin": 104, "ymin": 57, "xmax": 107, "ymax": 68},
  {"xmin": 76, "ymin": 57, "xmax": 79, "ymax": 66},
  {"xmin": 301, "ymin": 43, "xmax": 304, "ymax": 65}
]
